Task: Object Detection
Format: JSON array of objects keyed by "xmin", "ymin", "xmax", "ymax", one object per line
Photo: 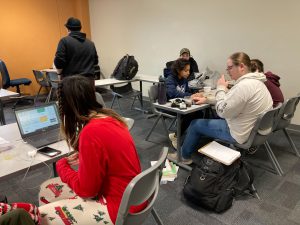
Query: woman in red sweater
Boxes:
[{"xmin": 38, "ymin": 75, "xmax": 144, "ymax": 224}]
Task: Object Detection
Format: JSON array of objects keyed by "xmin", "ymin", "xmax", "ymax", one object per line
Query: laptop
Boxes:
[{"xmin": 14, "ymin": 103, "xmax": 63, "ymax": 148}]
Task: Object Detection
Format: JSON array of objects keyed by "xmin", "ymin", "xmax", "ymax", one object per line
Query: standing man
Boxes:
[{"xmin": 54, "ymin": 17, "xmax": 99, "ymax": 81}]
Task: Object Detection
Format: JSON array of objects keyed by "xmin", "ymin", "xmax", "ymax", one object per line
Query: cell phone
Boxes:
[{"xmin": 38, "ymin": 146, "xmax": 61, "ymax": 157}]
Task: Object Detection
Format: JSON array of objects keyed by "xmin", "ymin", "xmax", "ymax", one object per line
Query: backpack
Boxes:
[
  {"xmin": 183, "ymin": 156, "xmax": 253, "ymax": 213},
  {"xmin": 112, "ymin": 54, "xmax": 138, "ymax": 80}
]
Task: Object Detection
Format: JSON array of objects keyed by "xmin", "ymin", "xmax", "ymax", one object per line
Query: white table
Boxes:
[
  {"xmin": 0, "ymin": 89, "xmax": 19, "ymax": 125},
  {"xmin": 153, "ymin": 102, "xmax": 210, "ymax": 170},
  {"xmin": 0, "ymin": 123, "xmax": 70, "ymax": 182},
  {"xmin": 95, "ymin": 74, "xmax": 160, "ymax": 113}
]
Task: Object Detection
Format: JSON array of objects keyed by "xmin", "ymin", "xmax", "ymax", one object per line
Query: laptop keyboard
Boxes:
[{"xmin": 25, "ymin": 129, "xmax": 62, "ymax": 148}]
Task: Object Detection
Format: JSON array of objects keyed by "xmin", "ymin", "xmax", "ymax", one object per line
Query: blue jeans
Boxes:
[{"xmin": 181, "ymin": 119, "xmax": 236, "ymax": 159}]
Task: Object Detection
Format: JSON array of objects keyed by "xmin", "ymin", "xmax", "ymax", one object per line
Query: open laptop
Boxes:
[{"xmin": 14, "ymin": 103, "xmax": 63, "ymax": 148}]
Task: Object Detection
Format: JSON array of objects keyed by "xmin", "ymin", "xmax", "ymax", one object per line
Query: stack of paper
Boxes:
[
  {"xmin": 151, "ymin": 159, "xmax": 179, "ymax": 183},
  {"xmin": 198, "ymin": 141, "xmax": 241, "ymax": 165},
  {"xmin": 0, "ymin": 137, "xmax": 13, "ymax": 152}
]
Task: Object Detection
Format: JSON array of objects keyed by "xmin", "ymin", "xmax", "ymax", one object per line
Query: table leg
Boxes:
[
  {"xmin": 133, "ymin": 80, "xmax": 150, "ymax": 114},
  {"xmin": 167, "ymin": 113, "xmax": 192, "ymax": 171},
  {"xmin": 52, "ymin": 162, "xmax": 58, "ymax": 177},
  {"xmin": 0, "ymin": 100, "xmax": 6, "ymax": 125}
]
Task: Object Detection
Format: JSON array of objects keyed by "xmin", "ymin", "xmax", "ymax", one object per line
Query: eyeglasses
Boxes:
[{"xmin": 226, "ymin": 65, "xmax": 234, "ymax": 71}]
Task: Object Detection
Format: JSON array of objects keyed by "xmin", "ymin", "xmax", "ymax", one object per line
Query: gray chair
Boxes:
[
  {"xmin": 110, "ymin": 83, "xmax": 142, "ymax": 114},
  {"xmin": 115, "ymin": 147, "xmax": 168, "ymax": 225},
  {"xmin": 233, "ymin": 105, "xmax": 283, "ymax": 176},
  {"xmin": 96, "ymin": 92, "xmax": 135, "ymax": 130},
  {"xmin": 32, "ymin": 70, "xmax": 51, "ymax": 104},
  {"xmin": 266, "ymin": 96, "xmax": 300, "ymax": 157},
  {"xmin": 45, "ymin": 71, "xmax": 59, "ymax": 103},
  {"xmin": 145, "ymin": 85, "xmax": 176, "ymax": 141}
]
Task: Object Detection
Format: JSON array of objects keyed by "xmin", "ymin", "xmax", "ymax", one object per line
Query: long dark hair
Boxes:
[{"xmin": 58, "ymin": 75, "xmax": 126, "ymax": 151}]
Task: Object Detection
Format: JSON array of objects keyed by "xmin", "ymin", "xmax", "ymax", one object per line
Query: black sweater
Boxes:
[{"xmin": 54, "ymin": 31, "xmax": 99, "ymax": 78}]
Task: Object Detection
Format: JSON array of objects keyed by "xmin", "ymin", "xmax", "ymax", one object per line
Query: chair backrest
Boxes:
[
  {"xmin": 148, "ymin": 85, "xmax": 159, "ymax": 114},
  {"xmin": 95, "ymin": 92, "xmax": 106, "ymax": 107},
  {"xmin": 0, "ymin": 60, "xmax": 11, "ymax": 89},
  {"xmin": 32, "ymin": 70, "xmax": 51, "ymax": 87},
  {"xmin": 275, "ymin": 96, "xmax": 299, "ymax": 131},
  {"xmin": 236, "ymin": 106, "xmax": 281, "ymax": 149},
  {"xmin": 123, "ymin": 117, "xmax": 135, "ymax": 130},
  {"xmin": 115, "ymin": 147, "xmax": 168, "ymax": 225},
  {"xmin": 110, "ymin": 82, "xmax": 134, "ymax": 94},
  {"xmin": 45, "ymin": 72, "xmax": 59, "ymax": 89}
]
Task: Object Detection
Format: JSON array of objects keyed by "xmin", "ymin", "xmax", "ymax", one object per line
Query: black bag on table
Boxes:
[
  {"xmin": 183, "ymin": 156, "xmax": 253, "ymax": 213},
  {"xmin": 111, "ymin": 54, "xmax": 138, "ymax": 80}
]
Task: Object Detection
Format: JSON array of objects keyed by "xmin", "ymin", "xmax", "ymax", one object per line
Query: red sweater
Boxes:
[{"xmin": 56, "ymin": 117, "xmax": 143, "ymax": 224}]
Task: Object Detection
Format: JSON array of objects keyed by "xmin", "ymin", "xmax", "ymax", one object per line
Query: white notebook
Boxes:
[{"xmin": 198, "ymin": 141, "xmax": 241, "ymax": 165}]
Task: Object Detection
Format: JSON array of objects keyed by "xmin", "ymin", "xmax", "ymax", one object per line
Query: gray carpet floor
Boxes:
[{"xmin": 1, "ymin": 94, "xmax": 300, "ymax": 225}]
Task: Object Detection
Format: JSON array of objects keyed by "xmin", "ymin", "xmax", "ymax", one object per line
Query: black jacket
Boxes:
[
  {"xmin": 165, "ymin": 74, "xmax": 192, "ymax": 100},
  {"xmin": 54, "ymin": 31, "xmax": 99, "ymax": 78}
]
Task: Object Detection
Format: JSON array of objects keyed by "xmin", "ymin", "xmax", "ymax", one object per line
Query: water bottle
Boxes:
[{"xmin": 158, "ymin": 76, "xmax": 167, "ymax": 104}]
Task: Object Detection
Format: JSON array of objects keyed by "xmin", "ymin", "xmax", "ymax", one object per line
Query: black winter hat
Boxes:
[{"xmin": 65, "ymin": 17, "xmax": 82, "ymax": 31}]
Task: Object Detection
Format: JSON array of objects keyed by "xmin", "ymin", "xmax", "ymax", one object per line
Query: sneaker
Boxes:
[
  {"xmin": 169, "ymin": 133, "xmax": 177, "ymax": 150},
  {"xmin": 167, "ymin": 153, "xmax": 193, "ymax": 165},
  {"xmin": 247, "ymin": 146, "xmax": 258, "ymax": 155}
]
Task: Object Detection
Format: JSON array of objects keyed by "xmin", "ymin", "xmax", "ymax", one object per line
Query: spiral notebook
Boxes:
[{"xmin": 198, "ymin": 141, "xmax": 241, "ymax": 165}]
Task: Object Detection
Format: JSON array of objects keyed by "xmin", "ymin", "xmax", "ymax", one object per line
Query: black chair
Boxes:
[
  {"xmin": 0, "ymin": 60, "xmax": 32, "ymax": 108},
  {"xmin": 0, "ymin": 60, "xmax": 31, "ymax": 94},
  {"xmin": 110, "ymin": 83, "xmax": 142, "ymax": 114},
  {"xmin": 32, "ymin": 70, "xmax": 51, "ymax": 104}
]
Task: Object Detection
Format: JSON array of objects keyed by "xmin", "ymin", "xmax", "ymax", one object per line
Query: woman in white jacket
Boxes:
[{"xmin": 174, "ymin": 52, "xmax": 273, "ymax": 164}]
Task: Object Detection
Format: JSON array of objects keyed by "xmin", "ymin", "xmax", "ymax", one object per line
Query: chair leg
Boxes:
[
  {"xmin": 116, "ymin": 97, "xmax": 123, "ymax": 114},
  {"xmin": 264, "ymin": 142, "xmax": 284, "ymax": 176},
  {"xmin": 110, "ymin": 95, "xmax": 117, "ymax": 109},
  {"xmin": 145, "ymin": 115, "xmax": 162, "ymax": 141},
  {"xmin": 168, "ymin": 118, "xmax": 176, "ymax": 131},
  {"xmin": 283, "ymin": 128, "xmax": 300, "ymax": 157},
  {"xmin": 161, "ymin": 117, "xmax": 174, "ymax": 147},
  {"xmin": 34, "ymin": 86, "xmax": 42, "ymax": 104},
  {"xmin": 130, "ymin": 96, "xmax": 137, "ymax": 109},
  {"xmin": 46, "ymin": 88, "xmax": 53, "ymax": 103},
  {"xmin": 151, "ymin": 208, "xmax": 164, "ymax": 225}
]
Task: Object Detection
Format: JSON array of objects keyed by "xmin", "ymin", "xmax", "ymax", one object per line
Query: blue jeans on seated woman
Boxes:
[{"xmin": 181, "ymin": 119, "xmax": 236, "ymax": 159}]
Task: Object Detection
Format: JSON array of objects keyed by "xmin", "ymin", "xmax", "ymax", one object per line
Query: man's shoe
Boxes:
[
  {"xmin": 169, "ymin": 133, "xmax": 177, "ymax": 150},
  {"xmin": 167, "ymin": 152, "xmax": 193, "ymax": 165}
]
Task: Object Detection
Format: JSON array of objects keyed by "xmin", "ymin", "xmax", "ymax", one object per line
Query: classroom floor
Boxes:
[{"xmin": 1, "ymin": 94, "xmax": 300, "ymax": 225}]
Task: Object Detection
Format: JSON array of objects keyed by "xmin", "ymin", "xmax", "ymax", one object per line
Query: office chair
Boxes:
[
  {"xmin": 0, "ymin": 60, "xmax": 32, "ymax": 94},
  {"xmin": 0, "ymin": 60, "xmax": 32, "ymax": 108},
  {"xmin": 32, "ymin": 70, "xmax": 51, "ymax": 104},
  {"xmin": 115, "ymin": 147, "xmax": 168, "ymax": 225},
  {"xmin": 110, "ymin": 83, "xmax": 142, "ymax": 114}
]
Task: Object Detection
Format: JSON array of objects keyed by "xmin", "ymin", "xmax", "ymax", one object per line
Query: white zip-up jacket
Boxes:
[{"xmin": 215, "ymin": 72, "xmax": 273, "ymax": 144}]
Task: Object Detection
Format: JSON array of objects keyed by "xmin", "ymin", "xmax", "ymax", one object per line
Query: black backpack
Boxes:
[
  {"xmin": 183, "ymin": 156, "xmax": 253, "ymax": 213},
  {"xmin": 111, "ymin": 54, "xmax": 138, "ymax": 80}
]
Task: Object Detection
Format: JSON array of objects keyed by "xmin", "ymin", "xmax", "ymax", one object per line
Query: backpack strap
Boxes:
[{"xmin": 233, "ymin": 160, "xmax": 254, "ymax": 196}]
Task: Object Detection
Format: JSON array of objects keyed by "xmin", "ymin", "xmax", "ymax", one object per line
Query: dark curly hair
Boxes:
[
  {"xmin": 171, "ymin": 58, "xmax": 190, "ymax": 76},
  {"xmin": 57, "ymin": 75, "xmax": 126, "ymax": 151}
]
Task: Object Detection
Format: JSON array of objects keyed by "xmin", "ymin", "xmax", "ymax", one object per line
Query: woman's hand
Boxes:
[
  {"xmin": 217, "ymin": 74, "xmax": 229, "ymax": 88},
  {"xmin": 191, "ymin": 92, "xmax": 204, "ymax": 98},
  {"xmin": 192, "ymin": 96, "xmax": 207, "ymax": 105},
  {"xmin": 66, "ymin": 151, "xmax": 79, "ymax": 166}
]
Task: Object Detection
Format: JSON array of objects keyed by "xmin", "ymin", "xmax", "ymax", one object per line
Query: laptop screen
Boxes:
[{"xmin": 15, "ymin": 104, "xmax": 60, "ymax": 136}]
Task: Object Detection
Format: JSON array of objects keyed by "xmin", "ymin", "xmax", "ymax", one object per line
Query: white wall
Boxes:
[{"xmin": 89, "ymin": 0, "xmax": 300, "ymax": 124}]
